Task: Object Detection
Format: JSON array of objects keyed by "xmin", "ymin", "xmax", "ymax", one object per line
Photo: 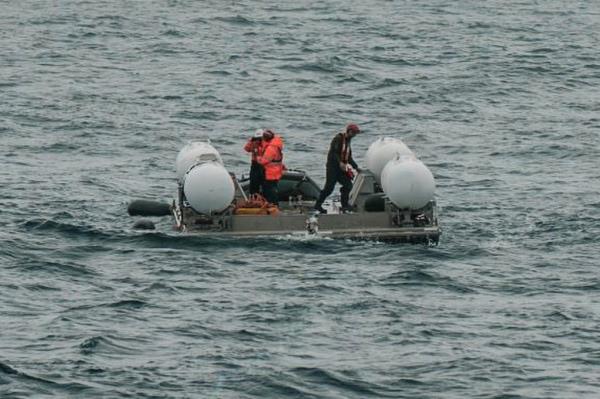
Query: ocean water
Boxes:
[{"xmin": 1, "ymin": 1, "xmax": 600, "ymax": 398}]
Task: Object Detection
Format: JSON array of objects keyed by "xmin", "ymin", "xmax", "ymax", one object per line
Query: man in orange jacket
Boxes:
[
  {"xmin": 256, "ymin": 129, "xmax": 284, "ymax": 205},
  {"xmin": 243, "ymin": 129, "xmax": 266, "ymax": 195}
]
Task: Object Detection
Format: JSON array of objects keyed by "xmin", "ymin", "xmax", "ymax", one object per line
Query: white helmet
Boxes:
[{"xmin": 254, "ymin": 129, "xmax": 265, "ymax": 138}]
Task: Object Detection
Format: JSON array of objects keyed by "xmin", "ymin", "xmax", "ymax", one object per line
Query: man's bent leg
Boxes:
[{"xmin": 315, "ymin": 166, "xmax": 338, "ymax": 208}]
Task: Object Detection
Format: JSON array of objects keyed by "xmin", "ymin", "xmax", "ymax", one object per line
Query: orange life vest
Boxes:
[
  {"xmin": 340, "ymin": 134, "xmax": 350, "ymax": 163},
  {"xmin": 257, "ymin": 135, "xmax": 284, "ymax": 181}
]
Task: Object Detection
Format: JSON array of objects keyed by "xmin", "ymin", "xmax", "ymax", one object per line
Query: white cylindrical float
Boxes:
[
  {"xmin": 176, "ymin": 142, "xmax": 223, "ymax": 182},
  {"xmin": 381, "ymin": 157, "xmax": 435, "ymax": 210},
  {"xmin": 183, "ymin": 162, "xmax": 235, "ymax": 215},
  {"xmin": 365, "ymin": 137, "xmax": 414, "ymax": 183}
]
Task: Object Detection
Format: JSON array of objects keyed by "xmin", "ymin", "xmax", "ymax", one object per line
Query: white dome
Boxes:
[
  {"xmin": 183, "ymin": 162, "xmax": 235, "ymax": 214},
  {"xmin": 176, "ymin": 142, "xmax": 223, "ymax": 182},
  {"xmin": 381, "ymin": 157, "xmax": 435, "ymax": 210},
  {"xmin": 365, "ymin": 137, "xmax": 414, "ymax": 182}
]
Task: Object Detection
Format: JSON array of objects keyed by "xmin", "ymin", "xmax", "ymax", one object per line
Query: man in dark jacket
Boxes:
[{"xmin": 314, "ymin": 124, "xmax": 361, "ymax": 214}]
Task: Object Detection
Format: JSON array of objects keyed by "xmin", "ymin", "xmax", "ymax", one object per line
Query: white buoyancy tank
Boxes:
[
  {"xmin": 183, "ymin": 162, "xmax": 235, "ymax": 214},
  {"xmin": 365, "ymin": 137, "xmax": 414, "ymax": 182},
  {"xmin": 176, "ymin": 142, "xmax": 223, "ymax": 182},
  {"xmin": 381, "ymin": 157, "xmax": 435, "ymax": 210}
]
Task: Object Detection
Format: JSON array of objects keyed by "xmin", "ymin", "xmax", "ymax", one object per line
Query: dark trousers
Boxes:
[
  {"xmin": 315, "ymin": 164, "xmax": 353, "ymax": 208},
  {"xmin": 263, "ymin": 180, "xmax": 279, "ymax": 205},
  {"xmin": 249, "ymin": 161, "xmax": 265, "ymax": 195}
]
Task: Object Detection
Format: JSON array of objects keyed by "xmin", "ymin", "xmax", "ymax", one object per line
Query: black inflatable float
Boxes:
[
  {"xmin": 127, "ymin": 199, "xmax": 171, "ymax": 217},
  {"xmin": 363, "ymin": 193, "xmax": 386, "ymax": 212}
]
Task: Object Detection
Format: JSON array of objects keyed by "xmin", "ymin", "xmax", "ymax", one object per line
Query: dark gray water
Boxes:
[{"xmin": 2, "ymin": 1, "xmax": 600, "ymax": 398}]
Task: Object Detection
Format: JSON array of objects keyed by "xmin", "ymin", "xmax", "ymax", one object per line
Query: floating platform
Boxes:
[{"xmin": 172, "ymin": 170, "xmax": 441, "ymax": 244}]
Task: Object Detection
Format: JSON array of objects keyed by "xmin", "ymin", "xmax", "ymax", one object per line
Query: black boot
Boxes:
[
  {"xmin": 340, "ymin": 205, "xmax": 353, "ymax": 213},
  {"xmin": 314, "ymin": 190, "xmax": 328, "ymax": 214}
]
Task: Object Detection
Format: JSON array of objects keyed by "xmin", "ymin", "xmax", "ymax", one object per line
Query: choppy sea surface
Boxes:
[{"xmin": 2, "ymin": 1, "xmax": 600, "ymax": 398}]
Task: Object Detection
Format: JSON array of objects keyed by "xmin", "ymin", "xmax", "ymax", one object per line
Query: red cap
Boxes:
[
  {"xmin": 263, "ymin": 129, "xmax": 275, "ymax": 140},
  {"xmin": 346, "ymin": 124, "xmax": 360, "ymax": 134}
]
